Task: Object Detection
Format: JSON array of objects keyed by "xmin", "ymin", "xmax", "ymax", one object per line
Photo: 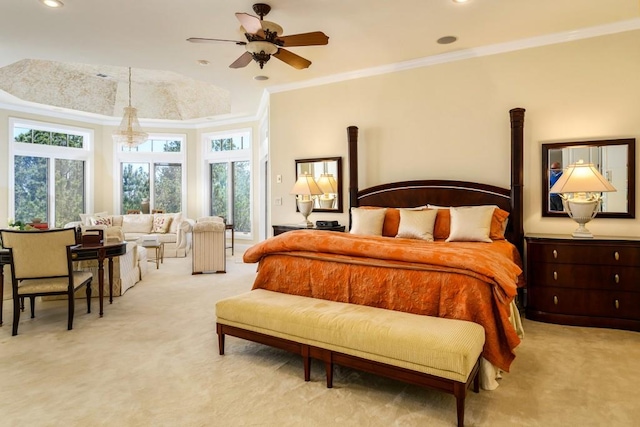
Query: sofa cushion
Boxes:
[
  {"xmin": 152, "ymin": 215, "xmax": 172, "ymax": 233},
  {"xmin": 80, "ymin": 211, "xmax": 108, "ymax": 226},
  {"xmin": 122, "ymin": 214, "xmax": 153, "ymax": 234}
]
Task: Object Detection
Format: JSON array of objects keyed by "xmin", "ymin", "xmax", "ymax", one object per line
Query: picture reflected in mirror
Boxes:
[
  {"xmin": 295, "ymin": 157, "xmax": 343, "ymax": 213},
  {"xmin": 542, "ymin": 138, "xmax": 635, "ymax": 218}
]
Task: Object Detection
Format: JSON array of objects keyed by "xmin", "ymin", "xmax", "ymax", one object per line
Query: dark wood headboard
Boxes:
[{"xmin": 347, "ymin": 108, "xmax": 526, "ymax": 254}]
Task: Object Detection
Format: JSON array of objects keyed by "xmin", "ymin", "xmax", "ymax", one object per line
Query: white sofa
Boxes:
[
  {"xmin": 70, "ymin": 212, "xmax": 194, "ymax": 258},
  {"xmin": 63, "ymin": 212, "xmax": 193, "ymax": 298}
]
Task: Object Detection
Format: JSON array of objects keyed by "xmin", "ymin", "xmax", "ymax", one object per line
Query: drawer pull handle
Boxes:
[
  {"xmin": 553, "ymin": 249, "xmax": 558, "ymax": 259},
  {"xmin": 615, "ymin": 299, "xmax": 620, "ymax": 309},
  {"xmin": 614, "ymin": 251, "xmax": 619, "ymax": 261},
  {"xmin": 614, "ymin": 274, "xmax": 620, "ymax": 284},
  {"xmin": 553, "ymin": 271, "xmax": 558, "ymax": 280},
  {"xmin": 553, "ymin": 296, "xmax": 558, "ymax": 305}
]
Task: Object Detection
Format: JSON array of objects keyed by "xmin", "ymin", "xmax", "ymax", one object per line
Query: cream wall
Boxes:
[{"xmin": 269, "ymin": 30, "xmax": 640, "ymax": 238}]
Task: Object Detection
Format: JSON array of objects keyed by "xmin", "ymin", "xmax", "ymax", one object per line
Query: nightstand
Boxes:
[
  {"xmin": 272, "ymin": 224, "xmax": 346, "ymax": 236},
  {"xmin": 525, "ymin": 233, "xmax": 640, "ymax": 331}
]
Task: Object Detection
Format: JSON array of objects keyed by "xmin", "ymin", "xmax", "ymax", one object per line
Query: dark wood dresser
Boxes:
[
  {"xmin": 525, "ymin": 233, "xmax": 640, "ymax": 331},
  {"xmin": 272, "ymin": 224, "xmax": 346, "ymax": 236}
]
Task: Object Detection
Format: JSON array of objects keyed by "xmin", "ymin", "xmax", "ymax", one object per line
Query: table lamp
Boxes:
[
  {"xmin": 290, "ymin": 174, "xmax": 323, "ymax": 227},
  {"xmin": 549, "ymin": 160, "xmax": 616, "ymax": 238},
  {"xmin": 316, "ymin": 173, "xmax": 338, "ymax": 209}
]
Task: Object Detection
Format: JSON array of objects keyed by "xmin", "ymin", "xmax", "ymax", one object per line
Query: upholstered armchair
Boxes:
[
  {"xmin": 192, "ymin": 216, "xmax": 227, "ymax": 274},
  {"xmin": 0, "ymin": 228, "xmax": 93, "ymax": 336}
]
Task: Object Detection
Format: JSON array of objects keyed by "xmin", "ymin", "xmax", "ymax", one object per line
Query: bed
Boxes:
[{"xmin": 244, "ymin": 108, "xmax": 526, "ymax": 390}]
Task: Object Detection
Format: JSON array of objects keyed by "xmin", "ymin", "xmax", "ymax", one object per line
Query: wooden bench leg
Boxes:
[
  {"xmin": 453, "ymin": 382, "xmax": 466, "ymax": 427},
  {"xmin": 324, "ymin": 360, "xmax": 333, "ymax": 388},
  {"xmin": 217, "ymin": 323, "xmax": 225, "ymax": 355},
  {"xmin": 302, "ymin": 345, "xmax": 311, "ymax": 382}
]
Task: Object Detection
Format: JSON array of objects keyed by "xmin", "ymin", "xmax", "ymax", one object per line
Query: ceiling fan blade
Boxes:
[
  {"xmin": 277, "ymin": 32, "xmax": 329, "ymax": 47},
  {"xmin": 235, "ymin": 12, "xmax": 263, "ymax": 35},
  {"xmin": 273, "ymin": 49, "xmax": 312, "ymax": 70},
  {"xmin": 229, "ymin": 52, "xmax": 253, "ymax": 69},
  {"xmin": 187, "ymin": 37, "xmax": 246, "ymax": 45}
]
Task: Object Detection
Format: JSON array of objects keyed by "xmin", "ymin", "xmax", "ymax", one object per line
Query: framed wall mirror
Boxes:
[
  {"xmin": 295, "ymin": 157, "xmax": 343, "ymax": 213},
  {"xmin": 542, "ymin": 138, "xmax": 636, "ymax": 218}
]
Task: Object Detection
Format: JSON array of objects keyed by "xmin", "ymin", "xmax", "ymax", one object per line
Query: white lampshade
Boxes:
[
  {"xmin": 290, "ymin": 174, "xmax": 322, "ymax": 227},
  {"xmin": 316, "ymin": 174, "xmax": 337, "ymax": 194},
  {"xmin": 550, "ymin": 160, "xmax": 616, "ymax": 238},
  {"xmin": 290, "ymin": 174, "xmax": 323, "ymax": 196},
  {"xmin": 550, "ymin": 161, "xmax": 617, "ymax": 194}
]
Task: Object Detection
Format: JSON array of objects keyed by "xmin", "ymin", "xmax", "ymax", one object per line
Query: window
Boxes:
[
  {"xmin": 9, "ymin": 119, "xmax": 92, "ymax": 228},
  {"xmin": 203, "ymin": 129, "xmax": 252, "ymax": 238},
  {"xmin": 116, "ymin": 135, "xmax": 186, "ymax": 214}
]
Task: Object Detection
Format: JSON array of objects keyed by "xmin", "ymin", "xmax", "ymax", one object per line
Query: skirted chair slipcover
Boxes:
[{"xmin": 192, "ymin": 217, "xmax": 226, "ymax": 274}]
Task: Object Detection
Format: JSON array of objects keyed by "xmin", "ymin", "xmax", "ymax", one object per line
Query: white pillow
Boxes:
[
  {"xmin": 396, "ymin": 209, "xmax": 438, "ymax": 241},
  {"xmin": 446, "ymin": 206, "xmax": 494, "ymax": 243},
  {"xmin": 80, "ymin": 211, "xmax": 108, "ymax": 226},
  {"xmin": 350, "ymin": 208, "xmax": 387, "ymax": 236},
  {"xmin": 122, "ymin": 214, "xmax": 154, "ymax": 234}
]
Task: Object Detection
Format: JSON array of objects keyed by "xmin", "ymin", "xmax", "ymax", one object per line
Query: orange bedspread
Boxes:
[{"xmin": 243, "ymin": 230, "xmax": 523, "ymax": 372}]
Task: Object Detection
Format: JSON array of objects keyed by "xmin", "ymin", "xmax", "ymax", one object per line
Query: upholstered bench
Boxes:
[{"xmin": 216, "ymin": 289, "xmax": 485, "ymax": 427}]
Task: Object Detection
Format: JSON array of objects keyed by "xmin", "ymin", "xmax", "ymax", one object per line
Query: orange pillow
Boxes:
[{"xmin": 434, "ymin": 207, "xmax": 509, "ymax": 240}]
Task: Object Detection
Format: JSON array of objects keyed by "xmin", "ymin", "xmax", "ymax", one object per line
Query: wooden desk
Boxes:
[{"xmin": 0, "ymin": 241, "xmax": 127, "ymax": 325}]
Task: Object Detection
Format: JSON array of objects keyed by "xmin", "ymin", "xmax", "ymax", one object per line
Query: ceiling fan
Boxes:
[{"xmin": 187, "ymin": 3, "xmax": 329, "ymax": 70}]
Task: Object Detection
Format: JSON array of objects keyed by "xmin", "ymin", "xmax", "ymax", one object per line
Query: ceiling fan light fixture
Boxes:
[
  {"xmin": 261, "ymin": 21, "xmax": 283, "ymax": 37},
  {"xmin": 246, "ymin": 41, "xmax": 278, "ymax": 55}
]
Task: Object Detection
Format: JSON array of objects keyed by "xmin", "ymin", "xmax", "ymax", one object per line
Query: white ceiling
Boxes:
[{"xmin": 0, "ymin": 0, "xmax": 638, "ymax": 124}]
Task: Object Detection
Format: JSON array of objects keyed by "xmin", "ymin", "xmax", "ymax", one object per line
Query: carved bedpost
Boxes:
[
  {"xmin": 347, "ymin": 126, "xmax": 359, "ymax": 218},
  {"xmin": 509, "ymin": 108, "xmax": 525, "ymax": 255}
]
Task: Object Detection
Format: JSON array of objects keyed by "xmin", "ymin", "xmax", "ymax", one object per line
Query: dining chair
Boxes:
[
  {"xmin": 0, "ymin": 228, "xmax": 93, "ymax": 336},
  {"xmin": 126, "ymin": 209, "xmax": 142, "ymax": 214}
]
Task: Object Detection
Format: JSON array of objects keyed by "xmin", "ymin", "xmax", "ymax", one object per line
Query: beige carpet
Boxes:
[{"xmin": 1, "ymin": 250, "xmax": 639, "ymax": 427}]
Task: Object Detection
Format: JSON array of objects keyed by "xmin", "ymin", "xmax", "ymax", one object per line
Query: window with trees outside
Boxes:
[
  {"xmin": 9, "ymin": 119, "xmax": 92, "ymax": 228},
  {"xmin": 117, "ymin": 136, "xmax": 186, "ymax": 214},
  {"xmin": 204, "ymin": 129, "xmax": 252, "ymax": 239}
]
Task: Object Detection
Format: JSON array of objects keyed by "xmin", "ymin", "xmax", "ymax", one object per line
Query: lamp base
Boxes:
[{"xmin": 571, "ymin": 224, "xmax": 594, "ymax": 238}]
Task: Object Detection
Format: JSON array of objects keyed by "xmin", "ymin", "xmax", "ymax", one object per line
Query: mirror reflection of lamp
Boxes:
[
  {"xmin": 316, "ymin": 173, "xmax": 338, "ymax": 209},
  {"xmin": 290, "ymin": 174, "xmax": 323, "ymax": 227},
  {"xmin": 549, "ymin": 160, "xmax": 616, "ymax": 238}
]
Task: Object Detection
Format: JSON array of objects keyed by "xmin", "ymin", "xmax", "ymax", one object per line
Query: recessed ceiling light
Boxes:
[
  {"xmin": 437, "ymin": 36, "xmax": 458, "ymax": 45},
  {"xmin": 254, "ymin": 75, "xmax": 269, "ymax": 81},
  {"xmin": 452, "ymin": 0, "xmax": 470, "ymax": 3},
  {"xmin": 40, "ymin": 0, "xmax": 64, "ymax": 8},
  {"xmin": 197, "ymin": 59, "xmax": 210, "ymax": 66}
]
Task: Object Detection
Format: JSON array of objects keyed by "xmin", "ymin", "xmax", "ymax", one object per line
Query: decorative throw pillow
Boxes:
[
  {"xmin": 396, "ymin": 209, "xmax": 438, "ymax": 241},
  {"xmin": 152, "ymin": 215, "xmax": 172, "ymax": 234},
  {"xmin": 359, "ymin": 206, "xmax": 428, "ymax": 237},
  {"xmin": 446, "ymin": 205, "xmax": 494, "ymax": 243},
  {"xmin": 350, "ymin": 207, "xmax": 387, "ymax": 236},
  {"xmin": 90, "ymin": 216, "xmax": 112, "ymax": 227},
  {"xmin": 80, "ymin": 211, "xmax": 108, "ymax": 226},
  {"xmin": 429, "ymin": 205, "xmax": 510, "ymax": 240}
]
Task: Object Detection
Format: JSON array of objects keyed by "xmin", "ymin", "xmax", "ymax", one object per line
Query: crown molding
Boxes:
[{"xmin": 267, "ymin": 18, "xmax": 640, "ymax": 95}]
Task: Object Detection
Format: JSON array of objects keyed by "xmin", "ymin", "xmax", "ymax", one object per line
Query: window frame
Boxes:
[
  {"xmin": 114, "ymin": 133, "xmax": 188, "ymax": 215},
  {"xmin": 202, "ymin": 128, "xmax": 253, "ymax": 240},
  {"xmin": 8, "ymin": 117, "xmax": 94, "ymax": 226}
]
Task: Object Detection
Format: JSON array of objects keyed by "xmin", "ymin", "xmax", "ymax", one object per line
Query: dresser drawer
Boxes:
[
  {"xmin": 527, "ymin": 241, "xmax": 640, "ymax": 266},
  {"xmin": 528, "ymin": 262, "xmax": 640, "ymax": 291},
  {"xmin": 527, "ymin": 286, "xmax": 640, "ymax": 320}
]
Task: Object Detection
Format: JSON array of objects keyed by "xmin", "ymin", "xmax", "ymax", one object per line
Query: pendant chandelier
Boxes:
[{"xmin": 112, "ymin": 67, "xmax": 148, "ymax": 148}]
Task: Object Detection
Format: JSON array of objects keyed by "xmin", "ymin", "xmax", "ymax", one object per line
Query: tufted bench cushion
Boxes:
[{"xmin": 216, "ymin": 289, "xmax": 485, "ymax": 426}]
